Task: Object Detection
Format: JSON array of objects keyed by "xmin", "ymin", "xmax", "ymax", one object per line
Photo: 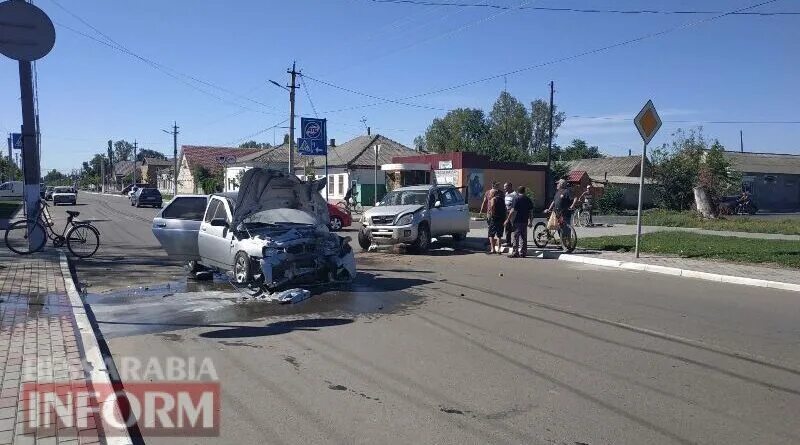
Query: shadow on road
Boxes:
[{"xmin": 199, "ymin": 318, "xmax": 354, "ymax": 338}]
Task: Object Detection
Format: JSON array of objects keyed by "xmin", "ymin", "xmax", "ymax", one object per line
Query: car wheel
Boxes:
[
  {"xmin": 412, "ymin": 223, "xmax": 430, "ymax": 253},
  {"xmin": 233, "ymin": 251, "xmax": 253, "ymax": 284},
  {"xmin": 452, "ymin": 233, "xmax": 465, "ymax": 242},
  {"xmin": 330, "ymin": 216, "xmax": 343, "ymax": 231},
  {"xmin": 130, "ymin": 201, "xmax": 134, "ymax": 206},
  {"xmin": 357, "ymin": 228, "xmax": 371, "ymax": 251}
]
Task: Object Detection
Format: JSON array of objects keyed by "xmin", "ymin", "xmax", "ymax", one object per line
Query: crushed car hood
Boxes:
[
  {"xmin": 233, "ymin": 168, "xmax": 329, "ymax": 227},
  {"xmin": 364, "ymin": 205, "xmax": 424, "ymax": 218}
]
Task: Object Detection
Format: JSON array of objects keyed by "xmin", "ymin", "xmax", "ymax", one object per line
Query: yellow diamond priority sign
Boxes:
[{"xmin": 634, "ymin": 100, "xmax": 662, "ymax": 145}]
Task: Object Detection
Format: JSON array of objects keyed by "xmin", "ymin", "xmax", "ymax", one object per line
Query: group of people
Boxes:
[{"xmin": 480, "ymin": 179, "xmax": 590, "ymax": 258}]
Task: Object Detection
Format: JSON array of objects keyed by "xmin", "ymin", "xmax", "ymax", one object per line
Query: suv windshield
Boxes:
[{"xmin": 381, "ymin": 190, "xmax": 428, "ymax": 206}]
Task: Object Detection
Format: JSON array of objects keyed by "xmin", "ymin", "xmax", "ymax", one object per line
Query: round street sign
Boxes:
[
  {"xmin": 0, "ymin": 0, "xmax": 56, "ymax": 62},
  {"xmin": 304, "ymin": 121, "xmax": 322, "ymax": 139}
]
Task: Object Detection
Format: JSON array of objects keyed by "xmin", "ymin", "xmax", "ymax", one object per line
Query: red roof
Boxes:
[
  {"xmin": 181, "ymin": 146, "xmax": 260, "ymax": 174},
  {"xmin": 567, "ymin": 170, "xmax": 589, "ymax": 183}
]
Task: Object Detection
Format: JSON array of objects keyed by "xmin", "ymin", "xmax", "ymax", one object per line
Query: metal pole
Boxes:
[
  {"xmin": 173, "ymin": 122, "xmax": 179, "ymax": 195},
  {"xmin": 288, "ymin": 61, "xmax": 297, "ymax": 176},
  {"xmin": 546, "ymin": 80, "xmax": 555, "ymax": 202},
  {"xmin": 373, "ymin": 145, "xmax": 379, "ymax": 205},
  {"xmin": 634, "ymin": 141, "xmax": 647, "ymax": 258},
  {"xmin": 133, "ymin": 140, "xmax": 138, "ymax": 185},
  {"xmin": 18, "ymin": 61, "xmax": 43, "ymax": 249},
  {"xmin": 740, "ymin": 130, "xmax": 744, "ymax": 153},
  {"xmin": 100, "ymin": 158, "xmax": 105, "ymax": 193},
  {"xmin": 325, "ymin": 150, "xmax": 329, "ymax": 202}
]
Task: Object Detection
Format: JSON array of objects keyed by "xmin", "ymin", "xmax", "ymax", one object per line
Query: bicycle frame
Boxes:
[{"xmin": 35, "ymin": 200, "xmax": 85, "ymax": 243}]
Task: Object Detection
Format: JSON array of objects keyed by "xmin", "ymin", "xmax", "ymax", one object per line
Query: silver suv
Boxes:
[{"xmin": 358, "ymin": 184, "xmax": 469, "ymax": 252}]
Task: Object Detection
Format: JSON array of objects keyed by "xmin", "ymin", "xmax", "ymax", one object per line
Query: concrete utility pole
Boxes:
[
  {"xmin": 163, "ymin": 122, "xmax": 179, "ymax": 195},
  {"xmin": 740, "ymin": 130, "xmax": 744, "ymax": 153},
  {"xmin": 100, "ymin": 158, "xmax": 105, "ymax": 193},
  {"xmin": 133, "ymin": 140, "xmax": 138, "ymax": 185},
  {"xmin": 373, "ymin": 144, "xmax": 382, "ymax": 205},
  {"xmin": 19, "ymin": 61, "xmax": 41, "ymax": 245},
  {"xmin": 288, "ymin": 61, "xmax": 298, "ymax": 176},
  {"xmin": 546, "ymin": 80, "xmax": 555, "ymax": 201}
]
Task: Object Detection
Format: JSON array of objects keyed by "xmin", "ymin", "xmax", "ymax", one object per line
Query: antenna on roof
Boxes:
[{"xmin": 360, "ymin": 117, "xmax": 368, "ymax": 133}]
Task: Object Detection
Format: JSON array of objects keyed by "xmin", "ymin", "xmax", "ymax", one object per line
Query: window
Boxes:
[
  {"xmin": 328, "ymin": 175, "xmax": 334, "ymax": 194},
  {"xmin": 0, "ymin": 183, "xmax": 9, "ymax": 191},
  {"xmin": 763, "ymin": 175, "xmax": 777, "ymax": 184},
  {"xmin": 337, "ymin": 175, "xmax": 345, "ymax": 196},
  {"xmin": 214, "ymin": 200, "xmax": 231, "ymax": 223},
  {"xmin": 162, "ymin": 197, "xmax": 208, "ymax": 220},
  {"xmin": 203, "ymin": 199, "xmax": 221, "ymax": 223},
  {"xmin": 440, "ymin": 188, "xmax": 459, "ymax": 206}
]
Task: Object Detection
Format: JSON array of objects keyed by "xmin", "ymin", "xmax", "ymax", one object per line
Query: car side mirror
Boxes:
[
  {"xmin": 434, "ymin": 200, "xmax": 442, "ymax": 208},
  {"xmin": 209, "ymin": 218, "xmax": 228, "ymax": 228}
]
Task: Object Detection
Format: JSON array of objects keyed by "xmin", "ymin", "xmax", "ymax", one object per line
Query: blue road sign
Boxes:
[
  {"xmin": 299, "ymin": 117, "xmax": 326, "ymax": 155},
  {"xmin": 11, "ymin": 133, "xmax": 22, "ymax": 150}
]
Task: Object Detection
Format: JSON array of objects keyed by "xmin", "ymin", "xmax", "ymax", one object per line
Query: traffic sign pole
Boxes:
[
  {"xmin": 634, "ymin": 140, "xmax": 647, "ymax": 258},
  {"xmin": 633, "ymin": 100, "xmax": 662, "ymax": 259}
]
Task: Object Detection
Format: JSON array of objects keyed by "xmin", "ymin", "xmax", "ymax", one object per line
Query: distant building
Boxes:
[
  {"xmin": 567, "ymin": 156, "xmax": 654, "ymax": 208},
  {"xmin": 112, "ymin": 160, "xmax": 142, "ymax": 189},
  {"xmin": 176, "ymin": 146, "xmax": 260, "ymax": 194},
  {"xmin": 140, "ymin": 157, "xmax": 174, "ymax": 191},
  {"xmin": 721, "ymin": 151, "xmax": 800, "ymax": 211}
]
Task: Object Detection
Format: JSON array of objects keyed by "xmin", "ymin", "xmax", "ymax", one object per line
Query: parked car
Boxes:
[
  {"xmin": 132, "ymin": 188, "xmax": 163, "ymax": 208},
  {"xmin": 52, "ymin": 186, "xmax": 77, "ymax": 206},
  {"xmin": 327, "ymin": 203, "xmax": 352, "ymax": 231},
  {"xmin": 0, "ymin": 181, "xmax": 23, "ymax": 199},
  {"xmin": 151, "ymin": 168, "xmax": 356, "ymax": 291},
  {"xmin": 121, "ymin": 183, "xmax": 148, "ymax": 197},
  {"xmin": 358, "ymin": 184, "xmax": 469, "ymax": 252},
  {"xmin": 44, "ymin": 186, "xmax": 55, "ymax": 200}
]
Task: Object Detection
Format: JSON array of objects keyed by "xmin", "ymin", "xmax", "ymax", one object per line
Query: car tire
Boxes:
[
  {"xmin": 452, "ymin": 233, "xmax": 465, "ymax": 242},
  {"xmin": 357, "ymin": 228, "xmax": 371, "ymax": 251},
  {"xmin": 330, "ymin": 216, "xmax": 343, "ymax": 231},
  {"xmin": 130, "ymin": 201, "xmax": 134, "ymax": 206},
  {"xmin": 412, "ymin": 223, "xmax": 431, "ymax": 253},
  {"xmin": 233, "ymin": 251, "xmax": 253, "ymax": 285}
]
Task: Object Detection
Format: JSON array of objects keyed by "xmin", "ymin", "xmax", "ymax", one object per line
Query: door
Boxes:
[
  {"xmin": 429, "ymin": 187, "xmax": 460, "ymax": 236},
  {"xmin": 151, "ymin": 196, "xmax": 208, "ymax": 261},
  {"xmin": 450, "ymin": 188, "xmax": 469, "ymax": 234},
  {"xmin": 198, "ymin": 197, "xmax": 236, "ymax": 269}
]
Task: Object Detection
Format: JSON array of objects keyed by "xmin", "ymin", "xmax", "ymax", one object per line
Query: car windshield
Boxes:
[
  {"xmin": 54, "ymin": 187, "xmax": 71, "ymax": 193},
  {"xmin": 244, "ymin": 208, "xmax": 320, "ymax": 227},
  {"xmin": 381, "ymin": 190, "xmax": 428, "ymax": 206}
]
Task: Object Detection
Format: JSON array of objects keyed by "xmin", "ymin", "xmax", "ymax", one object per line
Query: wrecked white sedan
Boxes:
[{"xmin": 152, "ymin": 168, "xmax": 356, "ymax": 292}]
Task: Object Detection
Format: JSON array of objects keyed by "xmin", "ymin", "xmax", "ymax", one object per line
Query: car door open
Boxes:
[{"xmin": 151, "ymin": 196, "xmax": 208, "ymax": 261}]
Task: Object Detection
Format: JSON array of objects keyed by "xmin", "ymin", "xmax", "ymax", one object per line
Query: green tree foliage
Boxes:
[
  {"xmin": 413, "ymin": 135, "xmax": 427, "ymax": 152},
  {"xmin": 489, "ymin": 92, "xmax": 531, "ymax": 155},
  {"xmin": 650, "ymin": 128, "xmax": 736, "ymax": 211},
  {"xmin": 551, "ymin": 160, "xmax": 570, "ymax": 182},
  {"xmin": 136, "ymin": 149, "xmax": 167, "ymax": 161},
  {"xmin": 561, "ymin": 139, "xmax": 603, "ymax": 161},
  {"xmin": 43, "ymin": 169, "xmax": 70, "ymax": 185},
  {"xmin": 1, "ymin": 156, "xmax": 22, "ymax": 181},
  {"xmin": 192, "ymin": 166, "xmax": 223, "ymax": 193},
  {"xmin": 239, "ymin": 141, "xmax": 272, "ymax": 149},
  {"xmin": 423, "ymin": 108, "xmax": 490, "ymax": 155},
  {"xmin": 529, "ymin": 98, "xmax": 566, "ymax": 156},
  {"xmin": 597, "ymin": 186, "xmax": 625, "ymax": 214},
  {"xmin": 113, "ymin": 140, "xmax": 135, "ymax": 162}
]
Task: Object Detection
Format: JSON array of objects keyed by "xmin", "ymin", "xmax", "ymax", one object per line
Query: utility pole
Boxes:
[
  {"xmin": 100, "ymin": 158, "xmax": 105, "ymax": 193},
  {"xmin": 288, "ymin": 61, "xmax": 298, "ymax": 176},
  {"xmin": 740, "ymin": 130, "xmax": 744, "ymax": 153},
  {"xmin": 19, "ymin": 60, "xmax": 42, "ymax": 249},
  {"xmin": 546, "ymin": 80, "xmax": 555, "ymax": 202},
  {"xmin": 133, "ymin": 140, "xmax": 138, "ymax": 185},
  {"xmin": 373, "ymin": 144, "xmax": 381, "ymax": 206},
  {"xmin": 163, "ymin": 122, "xmax": 179, "ymax": 195}
]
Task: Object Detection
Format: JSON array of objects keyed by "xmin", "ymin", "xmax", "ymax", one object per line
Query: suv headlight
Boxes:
[{"xmin": 395, "ymin": 213, "xmax": 414, "ymax": 226}]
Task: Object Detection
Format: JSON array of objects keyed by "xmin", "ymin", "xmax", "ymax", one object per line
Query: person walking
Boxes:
[
  {"xmin": 486, "ymin": 189, "xmax": 506, "ymax": 254},
  {"xmin": 479, "ymin": 181, "xmax": 501, "ymax": 216},
  {"xmin": 502, "ymin": 182, "xmax": 519, "ymax": 247},
  {"xmin": 505, "ymin": 186, "xmax": 534, "ymax": 258}
]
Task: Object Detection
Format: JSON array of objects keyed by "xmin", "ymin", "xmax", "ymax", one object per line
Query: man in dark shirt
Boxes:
[
  {"xmin": 547, "ymin": 179, "xmax": 580, "ymax": 230},
  {"xmin": 505, "ymin": 186, "xmax": 534, "ymax": 258}
]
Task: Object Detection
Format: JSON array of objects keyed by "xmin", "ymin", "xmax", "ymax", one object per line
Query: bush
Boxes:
[{"xmin": 597, "ymin": 186, "xmax": 624, "ymax": 214}]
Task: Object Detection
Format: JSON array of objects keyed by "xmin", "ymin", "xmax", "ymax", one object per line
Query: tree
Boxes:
[
  {"xmin": 1, "ymin": 157, "xmax": 22, "ymax": 182},
  {"xmin": 136, "ymin": 149, "xmax": 167, "ymax": 162},
  {"xmin": 561, "ymin": 139, "xmax": 603, "ymax": 161},
  {"xmin": 43, "ymin": 169, "xmax": 69, "ymax": 185},
  {"xmin": 423, "ymin": 108, "xmax": 490, "ymax": 155},
  {"xmin": 113, "ymin": 140, "xmax": 134, "ymax": 162},
  {"xmin": 413, "ymin": 135, "xmax": 427, "ymax": 152},
  {"xmin": 283, "ymin": 134, "xmax": 290, "ymax": 145},
  {"xmin": 529, "ymin": 98, "xmax": 565, "ymax": 156},
  {"xmin": 489, "ymin": 91, "xmax": 531, "ymax": 156},
  {"xmin": 239, "ymin": 141, "xmax": 272, "ymax": 149}
]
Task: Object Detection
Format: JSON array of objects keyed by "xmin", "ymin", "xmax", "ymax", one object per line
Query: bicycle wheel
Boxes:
[
  {"xmin": 560, "ymin": 225, "xmax": 578, "ymax": 253},
  {"xmin": 66, "ymin": 224, "xmax": 100, "ymax": 258},
  {"xmin": 578, "ymin": 211, "xmax": 591, "ymax": 227},
  {"xmin": 532, "ymin": 222, "xmax": 549, "ymax": 248},
  {"xmin": 4, "ymin": 220, "xmax": 47, "ymax": 254}
]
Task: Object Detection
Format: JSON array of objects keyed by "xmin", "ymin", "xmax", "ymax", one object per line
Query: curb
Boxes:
[
  {"xmin": 59, "ymin": 253, "xmax": 135, "ymax": 445},
  {"xmin": 85, "ymin": 191, "xmax": 126, "ymax": 198},
  {"xmin": 461, "ymin": 238, "xmax": 800, "ymax": 293}
]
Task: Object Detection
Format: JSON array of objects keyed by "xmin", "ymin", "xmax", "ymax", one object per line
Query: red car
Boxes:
[{"xmin": 327, "ymin": 203, "xmax": 352, "ymax": 231}]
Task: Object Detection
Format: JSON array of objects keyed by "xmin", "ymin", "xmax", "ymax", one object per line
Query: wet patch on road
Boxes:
[
  {"xmin": 324, "ymin": 380, "xmax": 381, "ymax": 402},
  {"xmin": 283, "ymin": 355, "xmax": 300, "ymax": 371}
]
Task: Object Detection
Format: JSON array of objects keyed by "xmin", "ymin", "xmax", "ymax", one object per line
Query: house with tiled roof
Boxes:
[
  {"xmin": 566, "ymin": 156, "xmax": 654, "ymax": 208},
  {"xmin": 719, "ymin": 151, "xmax": 800, "ymax": 210},
  {"xmin": 140, "ymin": 157, "xmax": 174, "ymax": 190},
  {"xmin": 224, "ymin": 134, "xmax": 419, "ymax": 204},
  {"xmin": 176, "ymin": 146, "xmax": 260, "ymax": 193}
]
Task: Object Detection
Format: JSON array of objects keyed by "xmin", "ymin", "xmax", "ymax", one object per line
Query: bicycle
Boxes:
[
  {"xmin": 5, "ymin": 199, "xmax": 100, "ymax": 258},
  {"xmin": 532, "ymin": 210, "xmax": 577, "ymax": 253},
  {"xmin": 572, "ymin": 206, "xmax": 593, "ymax": 227},
  {"xmin": 336, "ymin": 199, "xmax": 362, "ymax": 215}
]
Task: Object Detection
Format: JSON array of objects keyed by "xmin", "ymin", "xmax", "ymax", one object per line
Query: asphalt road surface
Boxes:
[{"xmin": 71, "ymin": 192, "xmax": 800, "ymax": 444}]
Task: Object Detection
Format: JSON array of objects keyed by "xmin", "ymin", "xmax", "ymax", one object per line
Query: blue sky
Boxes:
[{"xmin": 0, "ymin": 0, "xmax": 798, "ymax": 172}]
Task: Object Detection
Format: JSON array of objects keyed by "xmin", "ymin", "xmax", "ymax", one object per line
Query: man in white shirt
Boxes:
[{"xmin": 502, "ymin": 182, "xmax": 519, "ymax": 247}]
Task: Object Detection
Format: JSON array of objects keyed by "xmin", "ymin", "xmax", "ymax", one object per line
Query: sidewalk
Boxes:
[
  {"xmin": 463, "ymin": 226, "xmax": 800, "ymax": 291},
  {"xmin": 0, "ymin": 249, "xmax": 129, "ymax": 444}
]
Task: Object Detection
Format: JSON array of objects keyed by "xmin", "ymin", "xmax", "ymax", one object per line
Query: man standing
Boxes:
[
  {"xmin": 505, "ymin": 186, "xmax": 534, "ymax": 258},
  {"xmin": 502, "ymin": 182, "xmax": 519, "ymax": 247},
  {"xmin": 479, "ymin": 182, "xmax": 501, "ymax": 216}
]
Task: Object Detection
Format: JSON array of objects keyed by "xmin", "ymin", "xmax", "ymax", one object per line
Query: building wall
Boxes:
[
  {"xmin": 176, "ymin": 157, "xmax": 195, "ymax": 194},
  {"xmin": 742, "ymin": 172, "xmax": 800, "ymax": 210},
  {"xmin": 460, "ymin": 168, "xmax": 546, "ymax": 211}
]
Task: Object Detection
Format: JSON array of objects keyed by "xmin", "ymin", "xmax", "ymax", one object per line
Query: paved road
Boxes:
[{"xmin": 73, "ymin": 192, "xmax": 800, "ymax": 444}]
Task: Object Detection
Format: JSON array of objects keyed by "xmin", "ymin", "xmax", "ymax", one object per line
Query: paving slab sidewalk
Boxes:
[{"xmin": 0, "ymin": 248, "xmax": 128, "ymax": 445}]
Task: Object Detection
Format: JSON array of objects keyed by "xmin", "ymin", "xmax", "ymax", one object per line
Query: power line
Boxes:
[
  {"xmin": 230, "ymin": 119, "xmax": 290, "ymax": 146},
  {"xmin": 367, "ymin": 0, "xmax": 800, "ymax": 16},
  {"xmin": 569, "ymin": 115, "xmax": 800, "ymax": 124},
  {"xmin": 299, "ymin": 75, "xmax": 319, "ymax": 117},
  {"xmin": 303, "ymin": 75, "xmax": 447, "ymax": 112},
  {"xmin": 308, "ymin": 0, "xmax": 782, "ymax": 115},
  {"xmin": 47, "ymin": 0, "xmax": 280, "ymax": 114}
]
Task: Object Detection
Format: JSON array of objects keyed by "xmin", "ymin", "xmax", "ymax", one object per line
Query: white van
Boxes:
[{"xmin": 0, "ymin": 181, "xmax": 23, "ymax": 199}]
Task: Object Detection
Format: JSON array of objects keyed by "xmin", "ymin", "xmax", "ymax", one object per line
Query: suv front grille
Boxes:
[{"xmin": 371, "ymin": 215, "xmax": 394, "ymax": 225}]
